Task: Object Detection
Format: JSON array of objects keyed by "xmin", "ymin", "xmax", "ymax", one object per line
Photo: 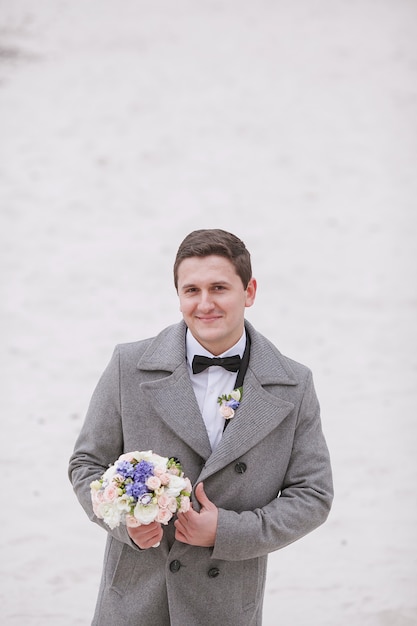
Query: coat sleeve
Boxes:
[
  {"xmin": 212, "ymin": 370, "xmax": 333, "ymax": 561},
  {"xmin": 68, "ymin": 346, "xmax": 140, "ymax": 550}
]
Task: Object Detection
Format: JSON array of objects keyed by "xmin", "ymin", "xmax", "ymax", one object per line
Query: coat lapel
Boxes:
[
  {"xmin": 200, "ymin": 370, "xmax": 295, "ymax": 479},
  {"xmin": 200, "ymin": 321, "xmax": 299, "ymax": 479},
  {"xmin": 136, "ymin": 320, "xmax": 299, "ymax": 475},
  {"xmin": 137, "ymin": 322, "xmax": 212, "ymax": 461},
  {"xmin": 140, "ymin": 367, "xmax": 212, "ymax": 461}
]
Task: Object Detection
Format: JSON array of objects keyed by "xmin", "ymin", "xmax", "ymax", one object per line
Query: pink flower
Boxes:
[
  {"xmin": 146, "ymin": 475, "xmax": 162, "ymax": 490},
  {"xmin": 126, "ymin": 514, "xmax": 141, "ymax": 528},
  {"xmin": 103, "ymin": 484, "xmax": 119, "ymax": 501},
  {"xmin": 219, "ymin": 404, "xmax": 235, "ymax": 419},
  {"xmin": 92, "ymin": 501, "xmax": 101, "ymax": 517},
  {"xmin": 154, "ymin": 468, "xmax": 170, "ymax": 484},
  {"xmin": 157, "ymin": 493, "xmax": 171, "ymax": 509},
  {"xmin": 178, "ymin": 495, "xmax": 190, "ymax": 513},
  {"xmin": 91, "ymin": 489, "xmax": 104, "ymax": 505},
  {"xmin": 167, "ymin": 496, "xmax": 178, "ymax": 513},
  {"xmin": 183, "ymin": 477, "xmax": 192, "ymax": 494},
  {"xmin": 156, "ymin": 508, "xmax": 173, "ymax": 525}
]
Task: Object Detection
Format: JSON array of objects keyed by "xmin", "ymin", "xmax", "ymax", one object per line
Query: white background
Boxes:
[{"xmin": 1, "ymin": 1, "xmax": 416, "ymax": 624}]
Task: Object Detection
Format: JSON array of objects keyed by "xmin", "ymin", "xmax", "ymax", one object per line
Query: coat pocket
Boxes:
[
  {"xmin": 241, "ymin": 556, "xmax": 267, "ymax": 613},
  {"xmin": 106, "ymin": 537, "xmax": 140, "ymax": 597}
]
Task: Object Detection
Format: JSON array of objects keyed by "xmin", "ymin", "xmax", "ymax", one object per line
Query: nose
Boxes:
[{"xmin": 198, "ymin": 290, "xmax": 215, "ymax": 311}]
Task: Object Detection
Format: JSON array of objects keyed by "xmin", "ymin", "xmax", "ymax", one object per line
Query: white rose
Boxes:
[
  {"xmin": 116, "ymin": 494, "xmax": 133, "ymax": 513},
  {"xmin": 132, "ymin": 450, "xmax": 153, "ymax": 462},
  {"xmin": 230, "ymin": 389, "xmax": 241, "ymax": 402},
  {"xmin": 165, "ymin": 474, "xmax": 187, "ymax": 497},
  {"xmin": 150, "ymin": 453, "xmax": 169, "ymax": 468},
  {"xmin": 133, "ymin": 502, "xmax": 159, "ymax": 525},
  {"xmin": 102, "ymin": 465, "xmax": 117, "ymax": 482},
  {"xmin": 99, "ymin": 502, "xmax": 122, "ymax": 530}
]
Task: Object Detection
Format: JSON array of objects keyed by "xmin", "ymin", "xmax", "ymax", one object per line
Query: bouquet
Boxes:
[{"xmin": 90, "ymin": 450, "xmax": 192, "ymax": 530}]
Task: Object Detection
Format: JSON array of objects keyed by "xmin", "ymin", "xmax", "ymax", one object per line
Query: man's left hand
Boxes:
[{"xmin": 174, "ymin": 482, "xmax": 218, "ymax": 547}]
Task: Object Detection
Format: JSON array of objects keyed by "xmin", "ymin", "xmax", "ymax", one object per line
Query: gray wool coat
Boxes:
[{"xmin": 69, "ymin": 320, "xmax": 333, "ymax": 626}]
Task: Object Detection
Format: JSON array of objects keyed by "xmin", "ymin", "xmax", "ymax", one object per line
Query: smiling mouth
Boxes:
[{"xmin": 196, "ymin": 315, "xmax": 222, "ymax": 322}]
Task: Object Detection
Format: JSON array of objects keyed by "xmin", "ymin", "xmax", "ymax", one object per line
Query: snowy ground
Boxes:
[{"xmin": 1, "ymin": 1, "xmax": 416, "ymax": 624}]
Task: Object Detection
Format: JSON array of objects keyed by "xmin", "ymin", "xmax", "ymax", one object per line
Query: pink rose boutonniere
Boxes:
[{"xmin": 217, "ymin": 387, "xmax": 242, "ymax": 419}]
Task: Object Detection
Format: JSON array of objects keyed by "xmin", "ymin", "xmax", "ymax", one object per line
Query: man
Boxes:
[{"xmin": 69, "ymin": 228, "xmax": 333, "ymax": 626}]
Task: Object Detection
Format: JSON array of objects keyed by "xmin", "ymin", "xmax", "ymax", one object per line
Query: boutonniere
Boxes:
[{"xmin": 217, "ymin": 387, "xmax": 243, "ymax": 420}]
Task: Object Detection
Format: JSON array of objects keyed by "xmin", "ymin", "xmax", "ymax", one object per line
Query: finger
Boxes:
[
  {"xmin": 177, "ymin": 506, "xmax": 196, "ymax": 522},
  {"xmin": 174, "ymin": 515, "xmax": 188, "ymax": 533},
  {"xmin": 145, "ymin": 527, "xmax": 163, "ymax": 549},
  {"xmin": 194, "ymin": 482, "xmax": 214, "ymax": 509},
  {"xmin": 174, "ymin": 520, "xmax": 189, "ymax": 543},
  {"xmin": 141, "ymin": 523, "xmax": 158, "ymax": 537},
  {"xmin": 174, "ymin": 527, "xmax": 187, "ymax": 543}
]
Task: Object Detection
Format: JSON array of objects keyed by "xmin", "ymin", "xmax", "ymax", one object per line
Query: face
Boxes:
[{"xmin": 177, "ymin": 255, "xmax": 257, "ymax": 355}]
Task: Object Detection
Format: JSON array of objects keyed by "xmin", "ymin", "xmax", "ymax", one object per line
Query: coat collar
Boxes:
[
  {"xmin": 137, "ymin": 320, "xmax": 298, "ymax": 386},
  {"xmin": 137, "ymin": 320, "xmax": 298, "ymax": 470}
]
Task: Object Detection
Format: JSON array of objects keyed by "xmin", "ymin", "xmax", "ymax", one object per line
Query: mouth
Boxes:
[{"xmin": 196, "ymin": 315, "xmax": 222, "ymax": 323}]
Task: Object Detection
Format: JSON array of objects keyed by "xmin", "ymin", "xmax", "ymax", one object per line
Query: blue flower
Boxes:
[
  {"xmin": 133, "ymin": 460, "xmax": 154, "ymax": 482},
  {"xmin": 126, "ymin": 481, "xmax": 148, "ymax": 499},
  {"xmin": 115, "ymin": 460, "xmax": 135, "ymax": 478}
]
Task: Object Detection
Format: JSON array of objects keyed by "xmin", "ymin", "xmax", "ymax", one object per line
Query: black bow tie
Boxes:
[{"xmin": 192, "ymin": 354, "xmax": 241, "ymax": 375}]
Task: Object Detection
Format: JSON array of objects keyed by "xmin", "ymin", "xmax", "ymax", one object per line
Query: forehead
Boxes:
[{"xmin": 177, "ymin": 255, "xmax": 239, "ymax": 284}]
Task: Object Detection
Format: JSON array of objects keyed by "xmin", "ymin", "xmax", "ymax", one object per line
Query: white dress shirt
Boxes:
[{"xmin": 186, "ymin": 330, "xmax": 246, "ymax": 451}]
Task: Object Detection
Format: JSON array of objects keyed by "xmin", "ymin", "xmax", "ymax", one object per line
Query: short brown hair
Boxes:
[{"xmin": 173, "ymin": 229, "xmax": 252, "ymax": 290}]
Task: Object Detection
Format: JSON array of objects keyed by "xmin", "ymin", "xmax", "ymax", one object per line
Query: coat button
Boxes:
[
  {"xmin": 234, "ymin": 462, "xmax": 247, "ymax": 474},
  {"xmin": 169, "ymin": 560, "xmax": 181, "ymax": 573},
  {"xmin": 208, "ymin": 567, "xmax": 220, "ymax": 578}
]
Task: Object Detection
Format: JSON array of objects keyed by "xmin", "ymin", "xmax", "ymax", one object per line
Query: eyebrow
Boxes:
[{"xmin": 180, "ymin": 280, "xmax": 230, "ymax": 291}]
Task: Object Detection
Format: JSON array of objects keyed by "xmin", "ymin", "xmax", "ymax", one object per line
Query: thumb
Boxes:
[{"xmin": 194, "ymin": 482, "xmax": 215, "ymax": 510}]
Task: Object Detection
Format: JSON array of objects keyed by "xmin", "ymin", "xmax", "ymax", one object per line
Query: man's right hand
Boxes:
[{"xmin": 127, "ymin": 521, "xmax": 163, "ymax": 549}]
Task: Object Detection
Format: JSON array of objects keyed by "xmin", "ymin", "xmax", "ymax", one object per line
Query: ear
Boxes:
[{"xmin": 245, "ymin": 278, "xmax": 257, "ymax": 308}]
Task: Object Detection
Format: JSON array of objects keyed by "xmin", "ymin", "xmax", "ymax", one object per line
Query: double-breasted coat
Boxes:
[{"xmin": 69, "ymin": 320, "xmax": 333, "ymax": 626}]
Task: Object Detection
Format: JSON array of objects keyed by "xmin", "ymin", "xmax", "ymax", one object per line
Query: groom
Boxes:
[{"xmin": 69, "ymin": 228, "xmax": 333, "ymax": 626}]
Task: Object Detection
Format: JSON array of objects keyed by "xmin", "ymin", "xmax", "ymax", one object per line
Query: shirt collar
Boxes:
[{"xmin": 186, "ymin": 329, "xmax": 246, "ymax": 366}]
